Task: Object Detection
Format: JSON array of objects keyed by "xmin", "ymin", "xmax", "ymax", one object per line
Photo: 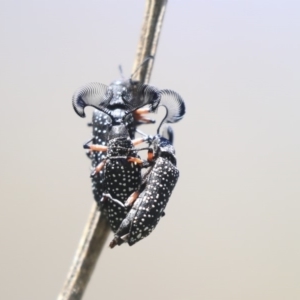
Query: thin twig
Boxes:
[
  {"xmin": 132, "ymin": 0, "xmax": 168, "ymax": 84},
  {"xmin": 57, "ymin": 206, "xmax": 110, "ymax": 300},
  {"xmin": 57, "ymin": 1, "xmax": 168, "ymax": 299}
]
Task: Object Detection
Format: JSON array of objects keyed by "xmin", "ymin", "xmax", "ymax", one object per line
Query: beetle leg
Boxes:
[
  {"xmin": 83, "ymin": 137, "xmax": 95, "ymax": 158},
  {"xmin": 84, "ymin": 144, "xmax": 108, "ymax": 152},
  {"xmin": 133, "ymin": 108, "xmax": 155, "ymax": 124},
  {"xmin": 147, "ymin": 148, "xmax": 154, "ymax": 162},
  {"xmin": 109, "ymin": 232, "xmax": 129, "ymax": 248},
  {"xmin": 83, "ymin": 138, "xmax": 108, "ymax": 152},
  {"xmin": 134, "ymin": 108, "xmax": 151, "ymax": 114},
  {"xmin": 134, "ymin": 129, "xmax": 154, "ymax": 145},
  {"xmin": 131, "ymin": 137, "xmax": 146, "ymax": 146},
  {"xmin": 124, "ymin": 191, "xmax": 140, "ymax": 207},
  {"xmin": 127, "ymin": 157, "xmax": 143, "ymax": 165},
  {"xmin": 135, "ymin": 117, "xmax": 155, "ymax": 124},
  {"xmin": 109, "ymin": 238, "xmax": 118, "ymax": 248},
  {"xmin": 90, "ymin": 159, "xmax": 107, "ymax": 177},
  {"xmin": 83, "ymin": 138, "xmax": 94, "ymax": 151}
]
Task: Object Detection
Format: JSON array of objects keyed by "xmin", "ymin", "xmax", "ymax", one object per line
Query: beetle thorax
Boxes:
[{"xmin": 107, "ymin": 138, "xmax": 134, "ymax": 157}]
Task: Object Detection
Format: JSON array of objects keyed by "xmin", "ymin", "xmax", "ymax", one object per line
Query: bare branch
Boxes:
[
  {"xmin": 132, "ymin": 0, "xmax": 168, "ymax": 84},
  {"xmin": 57, "ymin": 206, "xmax": 110, "ymax": 300}
]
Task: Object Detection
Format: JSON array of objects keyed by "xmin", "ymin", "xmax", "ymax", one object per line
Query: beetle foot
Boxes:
[
  {"xmin": 124, "ymin": 191, "xmax": 139, "ymax": 207},
  {"xmin": 83, "ymin": 137, "xmax": 93, "ymax": 149},
  {"xmin": 90, "ymin": 169, "xmax": 97, "ymax": 177},
  {"xmin": 91, "ymin": 160, "xmax": 106, "ymax": 177},
  {"xmin": 109, "ymin": 233, "xmax": 129, "ymax": 249},
  {"xmin": 144, "ymin": 135, "xmax": 154, "ymax": 145},
  {"xmin": 109, "ymin": 238, "xmax": 118, "ymax": 249},
  {"xmin": 127, "ymin": 157, "xmax": 143, "ymax": 165}
]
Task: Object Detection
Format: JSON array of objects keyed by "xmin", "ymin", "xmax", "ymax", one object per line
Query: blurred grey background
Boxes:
[{"xmin": 1, "ymin": 1, "xmax": 300, "ymax": 299}]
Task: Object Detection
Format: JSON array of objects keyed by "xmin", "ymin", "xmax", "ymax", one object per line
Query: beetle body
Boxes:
[
  {"xmin": 87, "ymin": 110, "xmax": 111, "ymax": 203},
  {"xmin": 88, "ymin": 108, "xmax": 137, "ymax": 205},
  {"xmin": 98, "ymin": 124, "xmax": 143, "ymax": 232},
  {"xmin": 109, "ymin": 131, "xmax": 179, "ymax": 246}
]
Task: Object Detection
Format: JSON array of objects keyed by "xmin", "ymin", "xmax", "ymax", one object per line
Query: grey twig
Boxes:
[
  {"xmin": 57, "ymin": 0, "xmax": 168, "ymax": 299},
  {"xmin": 132, "ymin": 0, "xmax": 168, "ymax": 84},
  {"xmin": 57, "ymin": 205, "xmax": 110, "ymax": 300}
]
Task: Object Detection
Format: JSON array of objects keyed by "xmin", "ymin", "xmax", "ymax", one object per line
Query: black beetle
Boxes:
[
  {"xmin": 72, "ymin": 78, "xmax": 160, "ymax": 206},
  {"xmin": 108, "ymin": 90, "xmax": 186, "ymax": 247}
]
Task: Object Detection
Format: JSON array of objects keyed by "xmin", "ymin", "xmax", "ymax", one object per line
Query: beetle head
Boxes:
[
  {"xmin": 106, "ymin": 80, "xmax": 131, "ymax": 111},
  {"xmin": 152, "ymin": 134, "xmax": 177, "ymax": 166},
  {"xmin": 72, "ymin": 79, "xmax": 160, "ymax": 119}
]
